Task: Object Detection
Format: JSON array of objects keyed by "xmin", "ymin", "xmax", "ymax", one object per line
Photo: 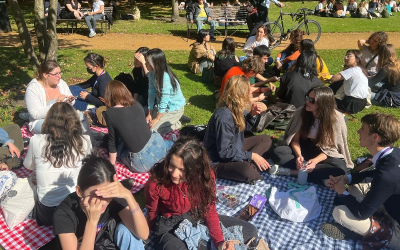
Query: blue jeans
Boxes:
[
  {"xmin": 122, "ymin": 131, "xmax": 172, "ymax": 173},
  {"xmin": 175, "ymin": 219, "xmax": 247, "ymax": 250},
  {"xmin": 199, "ymin": 50, "xmax": 214, "ymax": 73},
  {"xmin": 85, "ymin": 13, "xmax": 104, "ymax": 31},
  {"xmin": 114, "ymin": 222, "xmax": 144, "ymax": 250},
  {"xmin": 278, "ymin": 49, "xmax": 296, "ymax": 70},
  {"xmin": 69, "ymin": 85, "xmax": 89, "ymax": 111},
  {"xmin": 195, "ymin": 17, "xmax": 215, "ymax": 37}
]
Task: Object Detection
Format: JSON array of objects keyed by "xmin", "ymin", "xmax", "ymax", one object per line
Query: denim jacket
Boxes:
[
  {"xmin": 188, "ymin": 2, "xmax": 213, "ymax": 21},
  {"xmin": 0, "ymin": 128, "xmax": 13, "ymax": 148},
  {"xmin": 175, "ymin": 219, "xmax": 247, "ymax": 250}
]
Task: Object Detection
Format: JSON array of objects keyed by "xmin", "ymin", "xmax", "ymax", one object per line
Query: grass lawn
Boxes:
[{"xmin": 2, "ymin": 0, "xmax": 400, "ymax": 223}]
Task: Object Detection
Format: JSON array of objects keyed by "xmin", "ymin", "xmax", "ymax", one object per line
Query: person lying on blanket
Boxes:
[
  {"xmin": 24, "ymin": 103, "xmax": 92, "ymax": 226},
  {"xmin": 323, "ymin": 113, "xmax": 400, "ymax": 249},
  {"xmin": 145, "ymin": 137, "xmax": 259, "ymax": 250},
  {"xmin": 0, "ymin": 124, "xmax": 23, "ymax": 171},
  {"xmin": 103, "ymin": 80, "xmax": 172, "ymax": 173},
  {"xmin": 53, "ymin": 154, "xmax": 149, "ymax": 249}
]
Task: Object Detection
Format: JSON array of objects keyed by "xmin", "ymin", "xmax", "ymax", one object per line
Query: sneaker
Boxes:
[
  {"xmin": 89, "ymin": 31, "xmax": 96, "ymax": 38},
  {"xmin": 179, "ymin": 115, "xmax": 191, "ymax": 124},
  {"xmin": 368, "ymin": 13, "xmax": 373, "ymax": 19},
  {"xmin": 321, "ymin": 223, "xmax": 363, "ymax": 240},
  {"xmin": 268, "ymin": 164, "xmax": 291, "ymax": 176},
  {"xmin": 19, "ymin": 112, "xmax": 30, "ymax": 121},
  {"xmin": 210, "ymin": 36, "xmax": 216, "ymax": 41}
]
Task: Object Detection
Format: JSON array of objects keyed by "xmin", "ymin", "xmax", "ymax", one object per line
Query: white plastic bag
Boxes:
[{"xmin": 269, "ymin": 183, "xmax": 321, "ymax": 223}]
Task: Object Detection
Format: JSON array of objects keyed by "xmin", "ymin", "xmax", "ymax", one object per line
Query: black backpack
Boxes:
[{"xmin": 180, "ymin": 125, "xmax": 207, "ymax": 141}]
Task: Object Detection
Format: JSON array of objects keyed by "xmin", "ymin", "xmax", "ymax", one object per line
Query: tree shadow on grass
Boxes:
[{"xmin": 188, "ymin": 94, "xmax": 217, "ymax": 113}]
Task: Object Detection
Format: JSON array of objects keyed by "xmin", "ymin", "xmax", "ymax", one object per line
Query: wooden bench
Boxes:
[
  {"xmin": 187, "ymin": 5, "xmax": 248, "ymax": 40},
  {"xmin": 56, "ymin": 6, "xmax": 113, "ymax": 35}
]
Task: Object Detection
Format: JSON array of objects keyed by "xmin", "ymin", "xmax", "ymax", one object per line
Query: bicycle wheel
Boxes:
[
  {"xmin": 298, "ymin": 20, "xmax": 321, "ymax": 45},
  {"xmin": 265, "ymin": 21, "xmax": 283, "ymax": 50}
]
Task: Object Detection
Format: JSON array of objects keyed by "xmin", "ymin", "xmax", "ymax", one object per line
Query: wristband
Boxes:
[{"xmin": 130, "ymin": 203, "xmax": 140, "ymax": 213}]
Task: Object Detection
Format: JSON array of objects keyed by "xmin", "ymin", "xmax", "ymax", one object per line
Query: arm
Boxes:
[
  {"xmin": 144, "ymin": 179, "xmax": 160, "ymax": 230},
  {"xmin": 204, "ymin": 202, "xmax": 225, "ymax": 248},
  {"xmin": 243, "ymin": 37, "xmax": 254, "ymax": 54},
  {"xmin": 118, "ymin": 192, "xmax": 149, "ymax": 240},
  {"xmin": 290, "ymin": 130, "xmax": 305, "ymax": 169},
  {"xmin": 75, "ymin": 75, "xmax": 96, "ymax": 89},
  {"xmin": 330, "ymin": 72, "xmax": 344, "ymax": 82},
  {"xmin": 282, "ymin": 50, "xmax": 301, "ymax": 64},
  {"xmin": 58, "ymin": 234, "xmax": 79, "ymax": 250},
  {"xmin": 66, "ymin": 3, "xmax": 75, "ymax": 12},
  {"xmin": 0, "ymin": 128, "xmax": 13, "ymax": 148},
  {"xmin": 22, "ymin": 137, "xmax": 35, "ymax": 170},
  {"xmin": 368, "ymin": 67, "xmax": 388, "ymax": 92},
  {"xmin": 103, "ymin": 112, "xmax": 117, "ymax": 165},
  {"xmin": 339, "ymin": 170, "xmax": 396, "ymax": 220},
  {"xmin": 357, "ymin": 39, "xmax": 367, "ymax": 51},
  {"xmin": 25, "ymin": 86, "xmax": 50, "ymax": 120},
  {"xmin": 84, "ymin": 76, "xmax": 107, "ymax": 107}
]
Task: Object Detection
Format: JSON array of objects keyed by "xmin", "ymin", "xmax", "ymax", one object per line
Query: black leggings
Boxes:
[
  {"xmin": 214, "ymin": 135, "xmax": 272, "ymax": 183},
  {"xmin": 272, "ymin": 138, "xmax": 348, "ymax": 185},
  {"xmin": 154, "ymin": 213, "xmax": 258, "ymax": 250}
]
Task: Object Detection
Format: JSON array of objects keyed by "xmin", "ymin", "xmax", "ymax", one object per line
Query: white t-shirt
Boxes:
[
  {"xmin": 389, "ymin": 0, "xmax": 396, "ymax": 8},
  {"xmin": 23, "ymin": 134, "xmax": 92, "ymax": 207},
  {"xmin": 243, "ymin": 36, "xmax": 269, "ymax": 57},
  {"xmin": 315, "ymin": 2, "xmax": 324, "ymax": 11},
  {"xmin": 340, "ymin": 66, "xmax": 369, "ymax": 99},
  {"xmin": 362, "ymin": 44, "xmax": 379, "ymax": 76},
  {"xmin": 308, "ymin": 119, "xmax": 320, "ymax": 140},
  {"xmin": 347, "ymin": 2, "xmax": 357, "ymax": 11},
  {"xmin": 92, "ymin": 0, "xmax": 104, "ymax": 14}
]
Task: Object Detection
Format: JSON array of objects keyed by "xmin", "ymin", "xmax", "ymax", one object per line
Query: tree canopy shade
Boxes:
[{"xmin": 7, "ymin": 0, "xmax": 58, "ymax": 71}]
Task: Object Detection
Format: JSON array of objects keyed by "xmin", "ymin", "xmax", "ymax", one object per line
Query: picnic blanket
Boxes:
[
  {"xmin": 0, "ymin": 123, "xmax": 180, "ymax": 250},
  {"xmin": 144, "ymin": 173, "xmax": 363, "ymax": 250}
]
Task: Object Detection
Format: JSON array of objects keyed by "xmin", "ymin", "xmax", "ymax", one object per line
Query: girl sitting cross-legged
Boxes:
[{"xmin": 145, "ymin": 137, "xmax": 259, "ymax": 250}]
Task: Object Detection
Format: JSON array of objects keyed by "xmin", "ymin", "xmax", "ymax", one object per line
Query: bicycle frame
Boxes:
[{"xmin": 272, "ymin": 8, "xmax": 313, "ymax": 41}]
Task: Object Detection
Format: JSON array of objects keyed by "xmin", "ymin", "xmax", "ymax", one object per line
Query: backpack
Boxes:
[
  {"xmin": 185, "ymin": 0, "xmax": 195, "ymax": 15},
  {"xmin": 180, "ymin": 125, "xmax": 207, "ymax": 141}
]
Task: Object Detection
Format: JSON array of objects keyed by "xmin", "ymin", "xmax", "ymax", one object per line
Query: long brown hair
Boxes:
[
  {"xmin": 150, "ymin": 137, "xmax": 216, "ymax": 221},
  {"xmin": 42, "ymin": 103, "xmax": 88, "ymax": 168},
  {"xmin": 300, "ymin": 86, "xmax": 337, "ymax": 148},
  {"xmin": 104, "ymin": 80, "xmax": 135, "ymax": 108},
  {"xmin": 34, "ymin": 60, "xmax": 60, "ymax": 81},
  {"xmin": 217, "ymin": 75, "xmax": 251, "ymax": 131},
  {"xmin": 377, "ymin": 44, "xmax": 400, "ymax": 85},
  {"xmin": 288, "ymin": 29, "xmax": 305, "ymax": 52}
]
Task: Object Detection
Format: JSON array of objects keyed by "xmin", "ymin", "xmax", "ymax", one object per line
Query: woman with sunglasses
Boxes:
[
  {"xmin": 329, "ymin": 50, "xmax": 369, "ymax": 114},
  {"xmin": 25, "ymin": 60, "xmax": 75, "ymax": 134},
  {"xmin": 69, "ymin": 53, "xmax": 112, "ymax": 112},
  {"xmin": 271, "ymin": 86, "xmax": 353, "ymax": 185}
]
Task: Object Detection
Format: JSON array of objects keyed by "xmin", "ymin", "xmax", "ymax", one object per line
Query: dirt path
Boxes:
[{"xmin": 2, "ymin": 31, "xmax": 400, "ymax": 51}]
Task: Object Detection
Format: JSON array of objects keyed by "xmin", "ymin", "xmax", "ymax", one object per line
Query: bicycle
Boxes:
[{"xmin": 265, "ymin": 8, "xmax": 322, "ymax": 49}]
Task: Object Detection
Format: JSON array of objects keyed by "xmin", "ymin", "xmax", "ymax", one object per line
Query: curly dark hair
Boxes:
[
  {"xmin": 368, "ymin": 31, "xmax": 388, "ymax": 48},
  {"xmin": 150, "ymin": 137, "xmax": 216, "ymax": 221},
  {"xmin": 241, "ymin": 56, "xmax": 265, "ymax": 75},
  {"xmin": 288, "ymin": 29, "xmax": 305, "ymax": 52},
  {"xmin": 41, "ymin": 102, "xmax": 89, "ymax": 168}
]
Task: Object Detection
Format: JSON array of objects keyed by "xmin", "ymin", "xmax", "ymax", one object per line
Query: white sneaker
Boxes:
[
  {"xmin": 19, "ymin": 112, "xmax": 30, "ymax": 121},
  {"xmin": 89, "ymin": 31, "xmax": 96, "ymax": 38},
  {"xmin": 368, "ymin": 13, "xmax": 373, "ymax": 19}
]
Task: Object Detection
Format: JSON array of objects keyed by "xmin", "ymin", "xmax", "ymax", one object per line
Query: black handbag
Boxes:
[
  {"xmin": 252, "ymin": 103, "xmax": 296, "ymax": 132},
  {"xmin": 94, "ymin": 218, "xmax": 119, "ymax": 250}
]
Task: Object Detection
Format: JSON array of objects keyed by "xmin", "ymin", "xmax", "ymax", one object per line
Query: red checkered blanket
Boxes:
[{"xmin": 0, "ymin": 123, "xmax": 180, "ymax": 250}]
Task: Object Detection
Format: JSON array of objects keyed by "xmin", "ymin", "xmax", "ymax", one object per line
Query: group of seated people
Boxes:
[
  {"xmin": 315, "ymin": 0, "xmax": 399, "ymax": 18},
  {"xmin": 1, "ymin": 25, "xmax": 400, "ymax": 249}
]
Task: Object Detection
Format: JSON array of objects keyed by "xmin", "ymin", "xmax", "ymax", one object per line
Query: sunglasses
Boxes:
[{"xmin": 305, "ymin": 95, "xmax": 316, "ymax": 104}]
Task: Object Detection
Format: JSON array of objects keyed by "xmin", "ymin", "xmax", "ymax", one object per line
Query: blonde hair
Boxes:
[{"xmin": 217, "ymin": 75, "xmax": 251, "ymax": 131}]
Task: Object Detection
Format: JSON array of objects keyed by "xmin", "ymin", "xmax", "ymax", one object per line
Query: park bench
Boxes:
[
  {"xmin": 187, "ymin": 5, "xmax": 248, "ymax": 40},
  {"xmin": 56, "ymin": 6, "xmax": 113, "ymax": 35}
]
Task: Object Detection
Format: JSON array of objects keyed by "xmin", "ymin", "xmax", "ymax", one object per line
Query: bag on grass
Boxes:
[
  {"xmin": 252, "ymin": 103, "xmax": 296, "ymax": 132},
  {"xmin": 269, "ymin": 182, "xmax": 321, "ymax": 223},
  {"xmin": 180, "ymin": 125, "xmax": 207, "ymax": 141},
  {"xmin": 201, "ymin": 66, "xmax": 214, "ymax": 84}
]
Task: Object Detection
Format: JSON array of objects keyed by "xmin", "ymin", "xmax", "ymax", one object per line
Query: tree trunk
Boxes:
[
  {"xmin": 7, "ymin": 0, "xmax": 40, "ymax": 71},
  {"xmin": 171, "ymin": 0, "xmax": 179, "ymax": 22},
  {"xmin": 46, "ymin": 0, "xmax": 58, "ymax": 61},
  {"xmin": 0, "ymin": 1, "xmax": 12, "ymax": 32},
  {"xmin": 34, "ymin": 0, "xmax": 47, "ymax": 62}
]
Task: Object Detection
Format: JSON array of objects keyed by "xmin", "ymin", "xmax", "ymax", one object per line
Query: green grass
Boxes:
[{"xmin": 8, "ymin": 0, "xmax": 400, "ymax": 36}]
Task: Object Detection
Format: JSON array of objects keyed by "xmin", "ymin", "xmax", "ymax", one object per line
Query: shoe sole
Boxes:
[{"xmin": 321, "ymin": 223, "xmax": 346, "ymax": 240}]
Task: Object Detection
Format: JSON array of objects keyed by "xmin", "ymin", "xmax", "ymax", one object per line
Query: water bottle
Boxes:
[{"xmin": 297, "ymin": 160, "xmax": 308, "ymax": 185}]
